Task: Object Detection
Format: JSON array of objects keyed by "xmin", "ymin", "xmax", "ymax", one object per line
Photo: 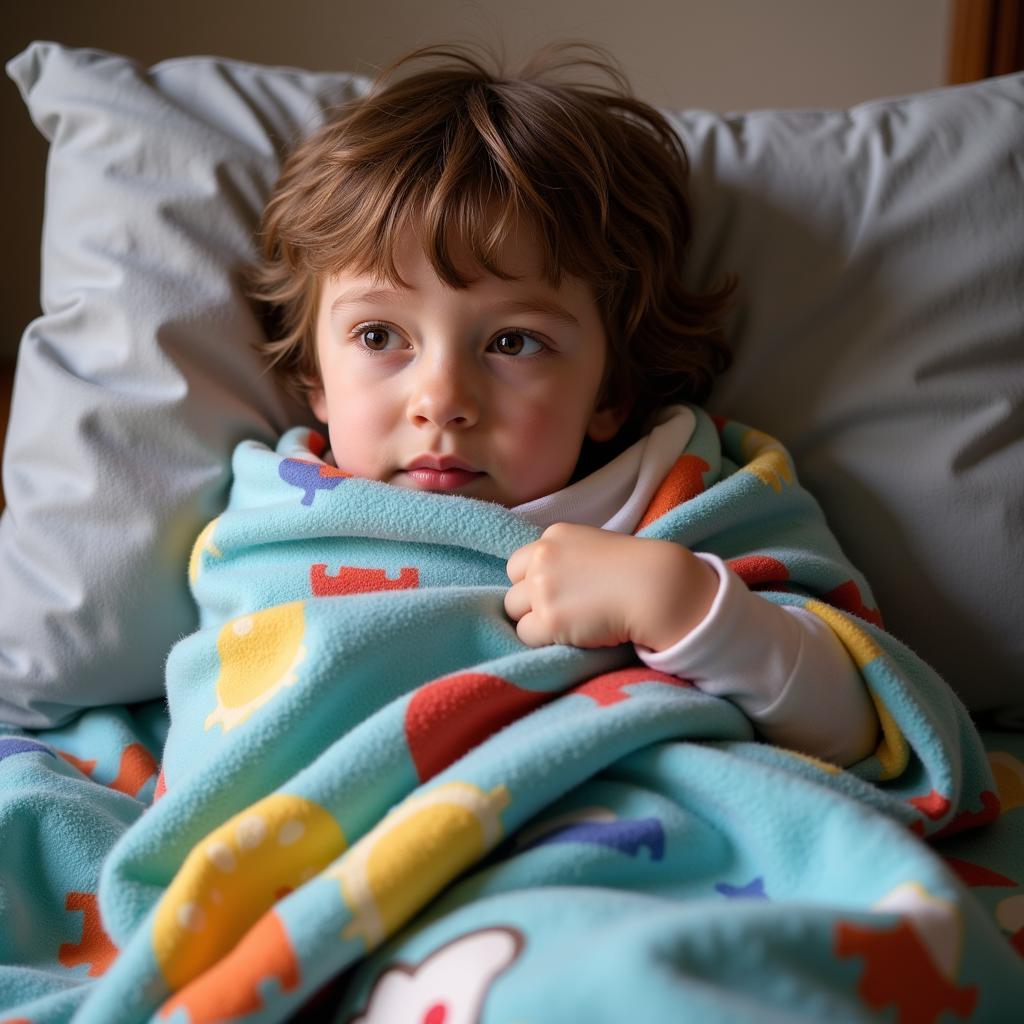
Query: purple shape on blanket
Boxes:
[
  {"xmin": 715, "ymin": 877, "xmax": 768, "ymax": 900},
  {"xmin": 0, "ymin": 737, "xmax": 55, "ymax": 762},
  {"xmin": 521, "ymin": 817, "xmax": 665, "ymax": 860},
  {"xmin": 278, "ymin": 459, "xmax": 346, "ymax": 506}
]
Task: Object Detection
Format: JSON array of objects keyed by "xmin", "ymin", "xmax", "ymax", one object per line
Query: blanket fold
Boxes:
[{"xmin": 2, "ymin": 404, "xmax": 1020, "ymax": 1023}]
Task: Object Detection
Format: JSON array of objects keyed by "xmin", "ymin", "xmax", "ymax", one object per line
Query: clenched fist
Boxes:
[{"xmin": 504, "ymin": 522, "xmax": 719, "ymax": 652}]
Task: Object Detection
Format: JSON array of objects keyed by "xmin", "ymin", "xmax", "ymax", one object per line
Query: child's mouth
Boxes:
[{"xmin": 402, "ymin": 468, "xmax": 485, "ymax": 492}]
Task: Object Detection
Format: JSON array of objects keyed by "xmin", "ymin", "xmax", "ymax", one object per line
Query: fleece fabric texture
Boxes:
[{"xmin": 0, "ymin": 406, "xmax": 1020, "ymax": 1023}]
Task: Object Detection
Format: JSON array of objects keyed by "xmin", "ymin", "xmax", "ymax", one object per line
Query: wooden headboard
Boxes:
[{"xmin": 1, "ymin": 364, "xmax": 12, "ymax": 511}]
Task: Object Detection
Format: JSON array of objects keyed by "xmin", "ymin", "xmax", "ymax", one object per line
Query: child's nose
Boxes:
[{"xmin": 406, "ymin": 356, "xmax": 480, "ymax": 430}]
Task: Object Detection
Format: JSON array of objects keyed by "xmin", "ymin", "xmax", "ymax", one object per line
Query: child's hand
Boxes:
[{"xmin": 504, "ymin": 523, "xmax": 719, "ymax": 651}]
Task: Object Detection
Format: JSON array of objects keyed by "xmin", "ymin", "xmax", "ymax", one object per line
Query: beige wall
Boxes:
[{"xmin": 1, "ymin": 0, "xmax": 951, "ymax": 359}]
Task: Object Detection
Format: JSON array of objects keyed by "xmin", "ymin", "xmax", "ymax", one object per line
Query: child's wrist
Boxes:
[{"xmin": 628, "ymin": 543, "xmax": 720, "ymax": 652}]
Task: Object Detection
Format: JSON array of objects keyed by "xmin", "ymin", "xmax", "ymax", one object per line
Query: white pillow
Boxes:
[
  {"xmin": 3, "ymin": 43, "xmax": 1021, "ymax": 727},
  {"xmin": 1, "ymin": 43, "xmax": 367, "ymax": 727}
]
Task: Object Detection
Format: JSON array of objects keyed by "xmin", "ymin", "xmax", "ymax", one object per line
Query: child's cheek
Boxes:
[{"xmin": 323, "ymin": 389, "xmax": 391, "ymax": 478}]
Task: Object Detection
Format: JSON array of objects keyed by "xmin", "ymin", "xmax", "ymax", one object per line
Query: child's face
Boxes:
[{"xmin": 309, "ymin": 219, "xmax": 626, "ymax": 507}]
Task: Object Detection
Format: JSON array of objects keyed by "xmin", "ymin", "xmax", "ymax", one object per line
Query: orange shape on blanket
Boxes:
[
  {"xmin": 407, "ymin": 672, "xmax": 550, "ymax": 782},
  {"xmin": 108, "ymin": 742, "xmax": 159, "ymax": 797},
  {"xmin": 988, "ymin": 752, "xmax": 1024, "ymax": 812},
  {"xmin": 311, "ymin": 564, "xmax": 420, "ymax": 597},
  {"xmin": 822, "ymin": 579, "xmax": 884, "ymax": 629},
  {"xmin": 636, "ymin": 454, "xmax": 709, "ymax": 531},
  {"xmin": 58, "ymin": 750, "xmax": 97, "ymax": 777},
  {"xmin": 835, "ymin": 918, "xmax": 977, "ymax": 1023},
  {"xmin": 158, "ymin": 909, "xmax": 299, "ymax": 1023},
  {"xmin": 58, "ymin": 744, "xmax": 156, "ymax": 797},
  {"xmin": 315, "ymin": 461, "xmax": 351, "ymax": 478},
  {"xmin": 726, "ymin": 555, "xmax": 790, "ymax": 587},
  {"xmin": 58, "ymin": 892, "xmax": 118, "ymax": 977},
  {"xmin": 574, "ymin": 667, "xmax": 690, "ymax": 707}
]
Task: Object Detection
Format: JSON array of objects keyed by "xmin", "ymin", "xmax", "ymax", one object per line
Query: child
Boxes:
[{"xmin": 245, "ymin": 41, "xmax": 879, "ymax": 767}]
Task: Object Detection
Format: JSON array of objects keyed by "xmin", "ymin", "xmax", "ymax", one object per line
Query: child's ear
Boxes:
[
  {"xmin": 308, "ymin": 385, "xmax": 328, "ymax": 423},
  {"xmin": 586, "ymin": 402, "xmax": 629, "ymax": 443}
]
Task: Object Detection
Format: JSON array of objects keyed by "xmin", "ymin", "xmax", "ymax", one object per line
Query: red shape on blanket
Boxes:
[
  {"xmin": 909, "ymin": 790, "xmax": 952, "ymax": 820},
  {"xmin": 58, "ymin": 892, "xmax": 117, "ymax": 977},
  {"xmin": 942, "ymin": 856, "xmax": 1017, "ymax": 889},
  {"xmin": 931, "ymin": 790, "xmax": 1002, "ymax": 839},
  {"xmin": 307, "ymin": 430, "xmax": 327, "ymax": 458},
  {"xmin": 636, "ymin": 454, "xmax": 710, "ymax": 530},
  {"xmin": 158, "ymin": 910, "xmax": 299, "ymax": 1022},
  {"xmin": 311, "ymin": 564, "xmax": 420, "ymax": 596},
  {"xmin": 821, "ymin": 579, "xmax": 884, "ymax": 628},
  {"xmin": 424, "ymin": 1004, "xmax": 449, "ymax": 1024},
  {"xmin": 835, "ymin": 918, "xmax": 977, "ymax": 1023},
  {"xmin": 407, "ymin": 672, "xmax": 550, "ymax": 782},
  {"xmin": 573, "ymin": 667, "xmax": 691, "ymax": 707}
]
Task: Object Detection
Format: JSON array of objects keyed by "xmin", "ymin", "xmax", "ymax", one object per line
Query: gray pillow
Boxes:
[
  {"xmin": 674, "ymin": 79, "xmax": 1024, "ymax": 726},
  {"xmin": 3, "ymin": 43, "xmax": 1021, "ymax": 728},
  {"xmin": 1, "ymin": 43, "xmax": 367, "ymax": 727}
]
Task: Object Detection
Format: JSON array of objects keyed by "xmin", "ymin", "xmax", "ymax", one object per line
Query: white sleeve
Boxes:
[{"xmin": 634, "ymin": 553, "xmax": 879, "ymax": 767}]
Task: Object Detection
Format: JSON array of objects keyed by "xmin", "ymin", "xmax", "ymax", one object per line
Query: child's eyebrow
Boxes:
[{"xmin": 329, "ymin": 288, "xmax": 580, "ymax": 328}]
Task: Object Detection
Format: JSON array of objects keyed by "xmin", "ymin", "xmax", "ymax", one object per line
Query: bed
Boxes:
[{"xmin": 0, "ymin": 41, "xmax": 1022, "ymax": 1023}]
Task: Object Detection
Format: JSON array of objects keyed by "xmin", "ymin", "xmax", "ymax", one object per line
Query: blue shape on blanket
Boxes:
[
  {"xmin": 715, "ymin": 876, "xmax": 768, "ymax": 900},
  {"xmin": 520, "ymin": 816, "xmax": 666, "ymax": 860},
  {"xmin": 0, "ymin": 736, "xmax": 55, "ymax": 762},
  {"xmin": 278, "ymin": 458, "xmax": 346, "ymax": 506}
]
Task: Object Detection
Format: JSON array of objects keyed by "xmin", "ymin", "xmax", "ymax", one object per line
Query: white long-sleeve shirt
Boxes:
[{"xmin": 511, "ymin": 406, "xmax": 879, "ymax": 767}]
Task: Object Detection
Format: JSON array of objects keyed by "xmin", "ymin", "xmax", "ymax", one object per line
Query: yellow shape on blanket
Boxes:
[
  {"xmin": 996, "ymin": 893, "xmax": 1024, "ymax": 934},
  {"xmin": 988, "ymin": 752, "xmax": 1024, "ymax": 812},
  {"xmin": 803, "ymin": 599, "xmax": 907, "ymax": 780},
  {"xmin": 205, "ymin": 602, "xmax": 307, "ymax": 733},
  {"xmin": 188, "ymin": 517, "xmax": 223, "ymax": 585},
  {"xmin": 784, "ymin": 749, "xmax": 843, "ymax": 774},
  {"xmin": 739, "ymin": 428, "xmax": 795, "ymax": 493},
  {"xmin": 329, "ymin": 781, "xmax": 510, "ymax": 950},
  {"xmin": 152, "ymin": 793, "xmax": 346, "ymax": 990},
  {"xmin": 803, "ymin": 600, "xmax": 882, "ymax": 670}
]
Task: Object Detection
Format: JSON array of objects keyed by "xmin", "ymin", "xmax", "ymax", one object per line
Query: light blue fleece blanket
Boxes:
[{"xmin": 2, "ymin": 405, "xmax": 1022, "ymax": 1023}]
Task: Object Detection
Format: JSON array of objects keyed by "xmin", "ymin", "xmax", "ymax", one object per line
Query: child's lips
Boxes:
[{"xmin": 401, "ymin": 467, "xmax": 485, "ymax": 492}]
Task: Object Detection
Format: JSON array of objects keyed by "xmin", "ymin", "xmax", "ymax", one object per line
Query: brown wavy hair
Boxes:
[{"xmin": 245, "ymin": 41, "xmax": 736, "ymax": 452}]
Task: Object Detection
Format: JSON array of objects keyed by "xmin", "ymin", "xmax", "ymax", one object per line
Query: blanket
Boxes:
[{"xmin": 2, "ymin": 405, "xmax": 1022, "ymax": 1023}]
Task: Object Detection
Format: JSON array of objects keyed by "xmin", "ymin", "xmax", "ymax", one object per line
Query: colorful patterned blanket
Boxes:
[{"xmin": 2, "ymin": 406, "xmax": 1022, "ymax": 1023}]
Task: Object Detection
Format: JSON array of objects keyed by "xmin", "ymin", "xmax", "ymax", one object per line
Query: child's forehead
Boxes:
[
  {"xmin": 326, "ymin": 213, "xmax": 563, "ymax": 293},
  {"xmin": 319, "ymin": 223, "xmax": 600, "ymax": 326}
]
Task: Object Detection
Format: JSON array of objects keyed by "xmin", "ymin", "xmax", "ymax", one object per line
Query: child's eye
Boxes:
[
  {"xmin": 490, "ymin": 331, "xmax": 546, "ymax": 357},
  {"xmin": 352, "ymin": 323, "xmax": 401, "ymax": 351}
]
